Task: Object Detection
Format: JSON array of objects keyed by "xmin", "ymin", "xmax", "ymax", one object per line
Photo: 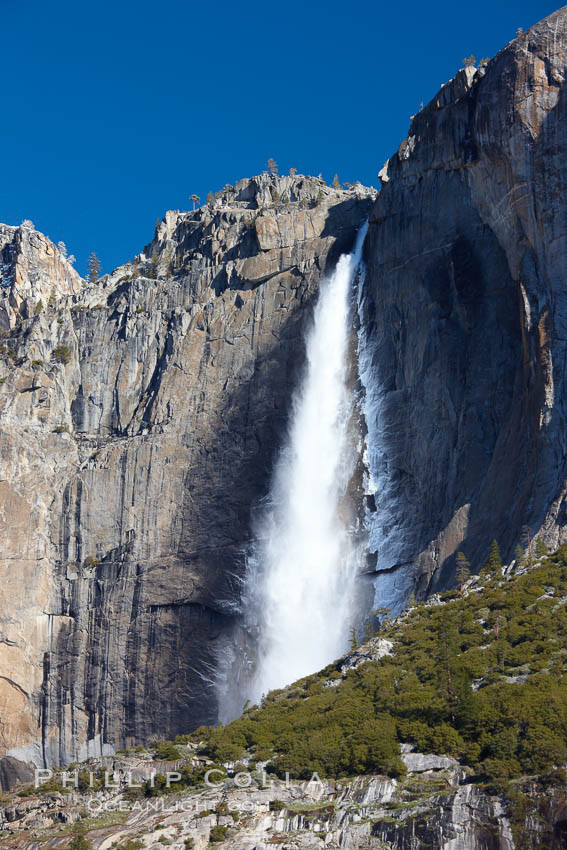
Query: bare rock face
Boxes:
[
  {"xmin": 0, "ymin": 174, "xmax": 374, "ymax": 767},
  {"xmin": 0, "ymin": 759, "xmax": 522, "ymax": 849},
  {"xmin": 0, "ymin": 222, "xmax": 81, "ymax": 329},
  {"xmin": 0, "ymin": 757, "xmax": 35, "ymax": 793},
  {"xmin": 361, "ymin": 6, "xmax": 567, "ymax": 595}
]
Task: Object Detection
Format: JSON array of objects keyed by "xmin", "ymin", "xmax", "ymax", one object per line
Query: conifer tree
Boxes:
[
  {"xmin": 266, "ymin": 157, "xmax": 278, "ymax": 176},
  {"xmin": 148, "ymin": 248, "xmax": 159, "ymax": 279},
  {"xmin": 486, "ymin": 539, "xmax": 502, "ymax": 572},
  {"xmin": 332, "ymin": 173, "xmax": 341, "ymax": 189},
  {"xmin": 514, "ymin": 544, "xmax": 526, "ymax": 567},
  {"xmin": 363, "ymin": 618, "xmax": 375, "ymax": 643},
  {"xmin": 521, "ymin": 525, "xmax": 534, "ymax": 567},
  {"xmin": 374, "ymin": 606, "xmax": 391, "ymax": 629},
  {"xmin": 88, "ymin": 252, "xmax": 101, "ymax": 283},
  {"xmin": 436, "ymin": 612, "xmax": 459, "ymax": 721},
  {"xmin": 69, "ymin": 820, "xmax": 92, "ymax": 850},
  {"xmin": 454, "ymin": 670, "xmax": 476, "ymax": 729},
  {"xmin": 535, "ymin": 537, "xmax": 548, "ymax": 558},
  {"xmin": 494, "ymin": 613, "xmax": 507, "ymax": 644},
  {"xmin": 456, "ymin": 551, "xmax": 470, "ymax": 591}
]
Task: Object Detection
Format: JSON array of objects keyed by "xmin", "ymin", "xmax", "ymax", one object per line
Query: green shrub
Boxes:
[
  {"xmin": 210, "ymin": 826, "xmax": 229, "ymax": 842},
  {"xmin": 53, "ymin": 424, "xmax": 69, "ymax": 434},
  {"xmin": 77, "ymin": 769, "xmax": 102, "ymax": 792},
  {"xmin": 69, "ymin": 820, "xmax": 92, "ymax": 850},
  {"xmin": 143, "ymin": 773, "xmax": 168, "ymax": 797},
  {"xmin": 154, "ymin": 740, "xmax": 182, "ymax": 760},
  {"xmin": 52, "ymin": 344, "xmax": 71, "ymax": 364},
  {"xmin": 84, "ymin": 556, "xmax": 100, "ymax": 568}
]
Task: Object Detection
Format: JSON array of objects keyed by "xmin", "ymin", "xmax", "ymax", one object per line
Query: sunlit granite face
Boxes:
[{"xmin": 0, "ymin": 174, "xmax": 374, "ymax": 769}]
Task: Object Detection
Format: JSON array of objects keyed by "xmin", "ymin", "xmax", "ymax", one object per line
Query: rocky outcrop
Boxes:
[
  {"xmin": 0, "ymin": 753, "xmax": 533, "ymax": 849},
  {"xmin": 360, "ymin": 6, "xmax": 567, "ymax": 596},
  {"xmin": 0, "ymin": 221, "xmax": 81, "ymax": 329},
  {"xmin": 0, "ymin": 173, "xmax": 374, "ymax": 768},
  {"xmin": 0, "ymin": 756, "xmax": 34, "ymax": 793}
]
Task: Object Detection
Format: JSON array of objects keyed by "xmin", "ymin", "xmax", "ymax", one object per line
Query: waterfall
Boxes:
[{"xmin": 221, "ymin": 224, "xmax": 368, "ymax": 714}]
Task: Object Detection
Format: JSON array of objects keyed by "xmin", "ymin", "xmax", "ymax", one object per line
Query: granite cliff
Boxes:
[
  {"xmin": 360, "ymin": 5, "xmax": 567, "ymax": 601},
  {"xmin": 0, "ymin": 175, "xmax": 374, "ymax": 771},
  {"xmin": 0, "ymin": 757, "xmax": 523, "ymax": 850},
  {"xmin": 0, "ymin": 2, "xmax": 567, "ymax": 797}
]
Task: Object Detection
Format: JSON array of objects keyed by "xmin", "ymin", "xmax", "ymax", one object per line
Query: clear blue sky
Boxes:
[{"xmin": 0, "ymin": 0, "xmax": 558, "ymax": 276}]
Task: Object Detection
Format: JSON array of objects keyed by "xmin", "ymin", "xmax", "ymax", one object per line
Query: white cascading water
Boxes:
[{"xmin": 238, "ymin": 222, "xmax": 369, "ymax": 705}]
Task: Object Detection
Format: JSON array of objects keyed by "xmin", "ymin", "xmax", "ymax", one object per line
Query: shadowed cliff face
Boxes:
[
  {"xmin": 0, "ymin": 175, "xmax": 374, "ymax": 767},
  {"xmin": 361, "ymin": 6, "xmax": 567, "ymax": 597}
]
